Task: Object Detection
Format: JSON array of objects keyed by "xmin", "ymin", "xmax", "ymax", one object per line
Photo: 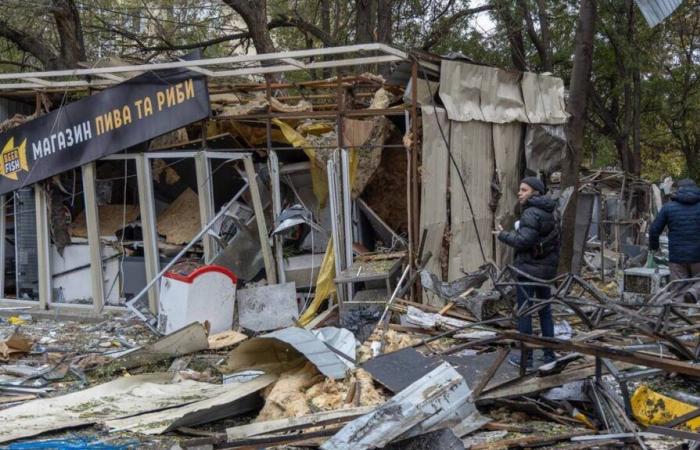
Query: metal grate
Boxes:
[
  {"xmin": 14, "ymin": 187, "xmax": 38, "ymax": 299},
  {"xmin": 624, "ymin": 273, "xmax": 653, "ymax": 295}
]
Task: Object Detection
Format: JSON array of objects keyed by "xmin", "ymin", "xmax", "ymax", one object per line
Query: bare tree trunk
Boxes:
[
  {"xmin": 535, "ymin": 0, "xmax": 553, "ymax": 71},
  {"xmin": 377, "ymin": 0, "xmax": 392, "ymax": 76},
  {"xmin": 52, "ymin": 0, "xmax": 86, "ymax": 67},
  {"xmin": 629, "ymin": 0, "xmax": 642, "ymax": 176},
  {"xmin": 518, "ymin": 0, "xmax": 551, "ymax": 71},
  {"xmin": 355, "ymin": 0, "xmax": 376, "ymax": 44},
  {"xmin": 377, "ymin": 0, "xmax": 392, "ymax": 44},
  {"xmin": 223, "ymin": 0, "xmax": 280, "ymax": 82},
  {"xmin": 321, "ymin": 0, "xmax": 332, "ymax": 78},
  {"xmin": 684, "ymin": 147, "xmax": 700, "ymax": 182},
  {"xmin": 496, "ymin": 1, "xmax": 527, "ymax": 71},
  {"xmin": 559, "ymin": 0, "xmax": 597, "ymax": 273},
  {"xmin": 223, "ymin": 0, "xmax": 277, "ymax": 55}
]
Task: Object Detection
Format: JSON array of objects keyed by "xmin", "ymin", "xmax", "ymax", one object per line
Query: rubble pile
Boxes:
[
  {"xmin": 0, "ymin": 251, "xmax": 697, "ymax": 449},
  {"xmin": 0, "ymin": 53, "xmax": 697, "ymax": 450}
]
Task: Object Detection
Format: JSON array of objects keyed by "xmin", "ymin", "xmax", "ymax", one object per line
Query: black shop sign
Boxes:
[{"xmin": 0, "ymin": 65, "xmax": 210, "ymax": 195}]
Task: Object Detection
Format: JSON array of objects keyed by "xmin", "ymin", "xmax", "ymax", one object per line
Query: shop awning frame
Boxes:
[{"xmin": 0, "ymin": 44, "xmax": 408, "ymax": 91}]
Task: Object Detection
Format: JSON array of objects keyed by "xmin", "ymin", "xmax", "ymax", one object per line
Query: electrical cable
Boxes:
[{"xmin": 411, "ymin": 54, "xmax": 487, "ymax": 263}]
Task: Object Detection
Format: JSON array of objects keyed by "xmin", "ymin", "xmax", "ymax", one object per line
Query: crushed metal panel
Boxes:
[
  {"xmin": 361, "ymin": 347, "xmax": 441, "ymax": 393},
  {"xmin": 481, "ymin": 67, "xmax": 529, "ymax": 123},
  {"xmin": 449, "ymin": 121, "xmax": 494, "ymax": 279},
  {"xmin": 444, "ymin": 351, "xmax": 519, "ymax": 391},
  {"xmin": 105, "ymin": 374, "xmax": 276, "ymax": 434},
  {"xmin": 635, "ymin": 0, "xmax": 683, "ymax": 27},
  {"xmin": 107, "ymin": 322, "xmax": 209, "ymax": 370},
  {"xmin": 321, "ymin": 362, "xmax": 475, "ymax": 450},
  {"xmin": 439, "ymin": 61, "xmax": 486, "ymax": 122},
  {"xmin": 525, "ymin": 124, "xmax": 566, "ymax": 174},
  {"xmin": 493, "ymin": 123, "xmax": 523, "ymax": 267},
  {"xmin": 522, "ymin": 73, "xmax": 569, "ymax": 124},
  {"xmin": 237, "ymin": 282, "xmax": 299, "ymax": 332},
  {"xmin": 223, "ymin": 327, "xmax": 348, "ymax": 380},
  {"xmin": 419, "ymin": 106, "xmax": 449, "ymax": 305}
]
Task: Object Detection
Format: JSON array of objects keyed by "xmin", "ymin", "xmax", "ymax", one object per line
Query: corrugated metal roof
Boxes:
[
  {"xmin": 259, "ymin": 327, "xmax": 349, "ymax": 380},
  {"xmin": 635, "ymin": 0, "xmax": 684, "ymax": 27}
]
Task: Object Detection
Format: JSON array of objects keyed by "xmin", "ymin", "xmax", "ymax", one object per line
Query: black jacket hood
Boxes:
[
  {"xmin": 525, "ymin": 194, "xmax": 557, "ymax": 212},
  {"xmin": 673, "ymin": 187, "xmax": 700, "ymax": 205}
]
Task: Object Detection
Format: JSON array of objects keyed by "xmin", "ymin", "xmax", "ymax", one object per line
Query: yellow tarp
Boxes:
[
  {"xmin": 272, "ymin": 118, "xmax": 330, "ymax": 208},
  {"xmin": 299, "ymin": 239, "xmax": 337, "ymax": 325},
  {"xmin": 631, "ymin": 385, "xmax": 700, "ymax": 430}
]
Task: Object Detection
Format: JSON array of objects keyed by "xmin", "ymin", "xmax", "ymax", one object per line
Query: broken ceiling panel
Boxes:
[
  {"xmin": 105, "ymin": 374, "xmax": 276, "ymax": 434},
  {"xmin": 156, "ymin": 187, "xmax": 201, "ymax": 244},
  {"xmin": 0, "ymin": 373, "xmax": 233, "ymax": 443}
]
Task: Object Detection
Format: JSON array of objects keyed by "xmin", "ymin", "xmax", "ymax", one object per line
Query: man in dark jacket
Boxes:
[
  {"xmin": 649, "ymin": 178, "xmax": 700, "ymax": 302},
  {"xmin": 497, "ymin": 176, "xmax": 559, "ymax": 367}
]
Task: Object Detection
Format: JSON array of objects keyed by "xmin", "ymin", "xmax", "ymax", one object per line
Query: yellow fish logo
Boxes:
[{"xmin": 0, "ymin": 137, "xmax": 28, "ymax": 180}]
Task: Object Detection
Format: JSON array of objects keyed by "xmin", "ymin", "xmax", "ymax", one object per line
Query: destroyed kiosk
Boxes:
[{"xmin": 0, "ymin": 44, "xmax": 693, "ymax": 450}]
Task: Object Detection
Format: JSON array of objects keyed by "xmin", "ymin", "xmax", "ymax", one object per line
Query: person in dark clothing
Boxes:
[
  {"xmin": 497, "ymin": 176, "xmax": 560, "ymax": 367},
  {"xmin": 649, "ymin": 178, "xmax": 700, "ymax": 302}
]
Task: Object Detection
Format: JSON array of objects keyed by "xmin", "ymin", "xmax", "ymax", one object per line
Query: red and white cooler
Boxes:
[{"xmin": 157, "ymin": 264, "xmax": 238, "ymax": 335}]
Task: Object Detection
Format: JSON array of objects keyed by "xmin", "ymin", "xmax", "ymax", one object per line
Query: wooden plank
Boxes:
[
  {"xmin": 81, "ymin": 162, "xmax": 105, "ymax": 313},
  {"xmin": 226, "ymin": 407, "xmax": 374, "ymax": 441},
  {"xmin": 243, "ymin": 155, "xmax": 276, "ymax": 284},
  {"xmin": 438, "ymin": 302, "xmax": 455, "ymax": 315},
  {"xmin": 136, "ymin": 154, "xmax": 160, "ymax": 313},
  {"xmin": 469, "ymin": 431, "xmax": 594, "ymax": 450},
  {"xmin": 195, "ymin": 152, "xmax": 215, "ymax": 261},
  {"xmin": 34, "ymin": 185, "xmax": 50, "ymax": 310},
  {"xmin": 0, "ymin": 395, "xmax": 36, "ymax": 404},
  {"xmin": 207, "ymin": 330, "xmax": 248, "ymax": 350}
]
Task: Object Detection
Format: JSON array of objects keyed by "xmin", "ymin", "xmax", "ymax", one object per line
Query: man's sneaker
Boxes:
[
  {"xmin": 539, "ymin": 352, "xmax": 556, "ymax": 364},
  {"xmin": 508, "ymin": 353, "xmax": 532, "ymax": 369}
]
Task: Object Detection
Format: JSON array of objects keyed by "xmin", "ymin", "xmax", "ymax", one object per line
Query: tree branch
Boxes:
[
  {"xmin": 517, "ymin": 0, "xmax": 549, "ymax": 71},
  {"xmin": 0, "ymin": 18, "xmax": 57, "ymax": 68},
  {"xmin": 421, "ymin": 5, "xmax": 494, "ymax": 50}
]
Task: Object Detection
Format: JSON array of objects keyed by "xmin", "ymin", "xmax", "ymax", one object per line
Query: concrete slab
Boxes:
[{"xmin": 237, "ymin": 282, "xmax": 298, "ymax": 332}]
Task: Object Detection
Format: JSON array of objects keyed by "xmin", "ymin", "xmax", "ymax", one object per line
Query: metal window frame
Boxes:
[{"xmin": 0, "ymin": 149, "xmax": 267, "ymax": 315}]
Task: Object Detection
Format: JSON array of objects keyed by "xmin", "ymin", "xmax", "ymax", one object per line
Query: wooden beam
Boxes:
[
  {"xmin": 34, "ymin": 185, "xmax": 50, "ymax": 310},
  {"xmin": 243, "ymin": 155, "xmax": 276, "ymax": 284},
  {"xmin": 135, "ymin": 154, "xmax": 160, "ymax": 313},
  {"xmin": 500, "ymin": 331, "xmax": 700, "ymax": 378},
  {"xmin": 81, "ymin": 162, "xmax": 105, "ymax": 313},
  {"xmin": 195, "ymin": 152, "xmax": 215, "ymax": 262}
]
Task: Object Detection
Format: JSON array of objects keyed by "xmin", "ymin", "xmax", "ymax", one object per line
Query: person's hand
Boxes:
[{"xmin": 492, "ymin": 224, "xmax": 503, "ymax": 235}]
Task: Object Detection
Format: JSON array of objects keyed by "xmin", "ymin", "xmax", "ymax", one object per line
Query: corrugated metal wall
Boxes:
[{"xmin": 635, "ymin": 0, "xmax": 683, "ymax": 27}]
